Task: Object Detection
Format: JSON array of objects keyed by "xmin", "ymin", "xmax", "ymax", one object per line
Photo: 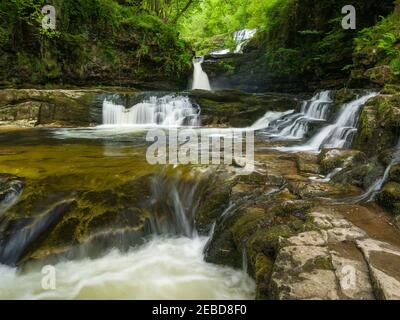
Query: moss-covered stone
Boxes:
[
  {"xmin": 390, "ymin": 164, "xmax": 400, "ymax": 183},
  {"xmin": 377, "ymin": 182, "xmax": 400, "ymax": 215},
  {"xmin": 318, "ymin": 149, "xmax": 367, "ymax": 175},
  {"xmin": 189, "ymin": 90, "xmax": 300, "ymax": 127},
  {"xmin": 353, "ymin": 95, "xmax": 400, "ymax": 157}
]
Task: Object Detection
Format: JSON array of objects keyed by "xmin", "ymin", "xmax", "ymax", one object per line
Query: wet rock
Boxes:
[
  {"xmin": 389, "ymin": 164, "xmax": 400, "ymax": 183},
  {"xmin": 318, "ymin": 149, "xmax": 367, "ymax": 175},
  {"xmin": 0, "ymin": 89, "xmax": 137, "ymax": 127},
  {"xmin": 195, "ymin": 178, "xmax": 232, "ymax": 234},
  {"xmin": 332, "ymin": 160, "xmax": 385, "ymax": 190},
  {"xmin": 357, "ymin": 239, "xmax": 400, "ymax": 300},
  {"xmin": 377, "ymin": 182, "xmax": 400, "ymax": 215},
  {"xmin": 0, "ymin": 174, "xmax": 24, "ymax": 215},
  {"xmin": 0, "ymin": 200, "xmax": 76, "ymax": 266},
  {"xmin": 294, "ymin": 152, "xmax": 320, "ymax": 174},
  {"xmin": 353, "ymin": 94, "xmax": 400, "ymax": 157},
  {"xmin": 288, "ymin": 180, "xmax": 360, "ymax": 199},
  {"xmin": 365, "ymin": 65, "xmax": 396, "ymax": 86},
  {"xmin": 189, "ymin": 90, "xmax": 301, "ymax": 127}
]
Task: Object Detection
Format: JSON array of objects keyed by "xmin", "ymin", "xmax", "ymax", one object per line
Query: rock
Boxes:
[
  {"xmin": 377, "ymin": 182, "xmax": 400, "ymax": 215},
  {"xmin": 288, "ymin": 180, "xmax": 360, "ymax": 199},
  {"xmin": 353, "ymin": 94, "xmax": 400, "ymax": 157},
  {"xmin": 270, "ymin": 244, "xmax": 339, "ymax": 300},
  {"xmin": 294, "ymin": 152, "xmax": 320, "ymax": 174},
  {"xmin": 357, "ymin": 239, "xmax": 400, "ymax": 300},
  {"xmin": 0, "ymin": 89, "xmax": 137, "ymax": 127},
  {"xmin": 332, "ymin": 160, "xmax": 385, "ymax": 190},
  {"xmin": 330, "ymin": 243, "xmax": 375, "ymax": 300},
  {"xmin": 0, "ymin": 174, "xmax": 24, "ymax": 216},
  {"xmin": 365, "ymin": 65, "xmax": 396, "ymax": 86},
  {"xmin": 318, "ymin": 149, "xmax": 367, "ymax": 175},
  {"xmin": 326, "ymin": 227, "xmax": 367, "ymax": 243},
  {"xmin": 189, "ymin": 90, "xmax": 301, "ymax": 127},
  {"xmin": 389, "ymin": 164, "xmax": 400, "ymax": 183},
  {"xmin": 195, "ymin": 177, "xmax": 232, "ymax": 234}
]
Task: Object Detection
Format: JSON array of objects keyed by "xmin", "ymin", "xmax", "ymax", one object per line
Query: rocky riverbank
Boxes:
[{"xmin": 1, "ymin": 87, "xmax": 400, "ymax": 300}]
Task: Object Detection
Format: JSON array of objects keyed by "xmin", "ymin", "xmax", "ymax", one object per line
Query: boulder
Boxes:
[
  {"xmin": 377, "ymin": 182, "xmax": 400, "ymax": 215},
  {"xmin": 189, "ymin": 90, "xmax": 301, "ymax": 127},
  {"xmin": 353, "ymin": 94, "xmax": 400, "ymax": 157}
]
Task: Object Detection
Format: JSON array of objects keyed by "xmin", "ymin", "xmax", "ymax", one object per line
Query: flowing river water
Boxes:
[{"xmin": 0, "ymin": 90, "xmax": 396, "ymax": 300}]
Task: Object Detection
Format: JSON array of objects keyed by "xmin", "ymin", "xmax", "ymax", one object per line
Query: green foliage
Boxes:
[
  {"xmin": 355, "ymin": 11, "xmax": 400, "ymax": 76},
  {"xmin": 178, "ymin": 0, "xmax": 289, "ymax": 54},
  {"xmin": 0, "ymin": 0, "xmax": 193, "ymax": 85}
]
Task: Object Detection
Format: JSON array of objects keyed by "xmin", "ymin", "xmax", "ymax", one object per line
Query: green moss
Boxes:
[{"xmin": 377, "ymin": 182, "xmax": 400, "ymax": 214}]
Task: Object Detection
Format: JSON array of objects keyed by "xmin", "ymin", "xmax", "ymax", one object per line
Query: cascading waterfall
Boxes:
[
  {"xmin": 0, "ymin": 168, "xmax": 255, "ymax": 299},
  {"xmin": 250, "ymin": 91, "xmax": 333, "ymax": 139},
  {"xmin": 210, "ymin": 29, "xmax": 257, "ymax": 56},
  {"xmin": 102, "ymin": 95, "xmax": 200, "ymax": 126},
  {"xmin": 274, "ymin": 91, "xmax": 332, "ymax": 139},
  {"xmin": 276, "ymin": 92, "xmax": 378, "ymax": 153},
  {"xmin": 192, "ymin": 56, "xmax": 211, "ymax": 91},
  {"xmin": 233, "ymin": 29, "xmax": 257, "ymax": 53}
]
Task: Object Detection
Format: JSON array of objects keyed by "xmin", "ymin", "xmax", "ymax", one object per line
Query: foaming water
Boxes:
[
  {"xmin": 276, "ymin": 93, "xmax": 378, "ymax": 153},
  {"xmin": 233, "ymin": 29, "xmax": 257, "ymax": 53},
  {"xmin": 0, "ymin": 237, "xmax": 255, "ymax": 300},
  {"xmin": 251, "ymin": 91, "xmax": 332, "ymax": 139},
  {"xmin": 192, "ymin": 57, "xmax": 211, "ymax": 91},
  {"xmin": 102, "ymin": 95, "xmax": 200, "ymax": 127}
]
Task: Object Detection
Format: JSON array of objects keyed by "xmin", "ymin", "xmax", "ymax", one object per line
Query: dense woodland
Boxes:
[{"xmin": 0, "ymin": 0, "xmax": 399, "ymax": 89}]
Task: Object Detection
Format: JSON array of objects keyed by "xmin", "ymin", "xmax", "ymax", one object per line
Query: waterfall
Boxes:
[
  {"xmin": 251, "ymin": 91, "xmax": 332, "ymax": 139},
  {"xmin": 146, "ymin": 172, "xmax": 201, "ymax": 238},
  {"xmin": 277, "ymin": 93, "xmax": 378, "ymax": 153},
  {"xmin": 233, "ymin": 29, "xmax": 257, "ymax": 53},
  {"xmin": 275, "ymin": 91, "xmax": 332, "ymax": 139},
  {"xmin": 346, "ymin": 138, "xmax": 400, "ymax": 203},
  {"xmin": 102, "ymin": 94, "xmax": 200, "ymax": 127},
  {"xmin": 192, "ymin": 57, "xmax": 211, "ymax": 91}
]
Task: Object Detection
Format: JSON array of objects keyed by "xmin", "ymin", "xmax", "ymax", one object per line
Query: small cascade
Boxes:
[
  {"xmin": 102, "ymin": 94, "xmax": 200, "ymax": 127},
  {"xmin": 275, "ymin": 91, "xmax": 332, "ymax": 139},
  {"xmin": 277, "ymin": 93, "xmax": 378, "ymax": 153},
  {"xmin": 146, "ymin": 172, "xmax": 202, "ymax": 238},
  {"xmin": 251, "ymin": 91, "xmax": 333, "ymax": 139},
  {"xmin": 348, "ymin": 139, "xmax": 400, "ymax": 203},
  {"xmin": 192, "ymin": 56, "xmax": 211, "ymax": 91},
  {"xmin": 233, "ymin": 29, "xmax": 257, "ymax": 53}
]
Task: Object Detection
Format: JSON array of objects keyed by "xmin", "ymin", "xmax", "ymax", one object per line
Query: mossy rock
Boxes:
[
  {"xmin": 189, "ymin": 90, "xmax": 300, "ymax": 127},
  {"xmin": 195, "ymin": 181, "xmax": 232, "ymax": 234},
  {"xmin": 377, "ymin": 182, "xmax": 400, "ymax": 215},
  {"xmin": 353, "ymin": 95, "xmax": 400, "ymax": 157},
  {"xmin": 318, "ymin": 149, "xmax": 367, "ymax": 175},
  {"xmin": 390, "ymin": 164, "xmax": 400, "ymax": 183}
]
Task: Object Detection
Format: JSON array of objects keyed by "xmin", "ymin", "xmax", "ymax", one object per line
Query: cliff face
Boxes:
[{"xmin": 0, "ymin": 1, "xmax": 192, "ymax": 89}]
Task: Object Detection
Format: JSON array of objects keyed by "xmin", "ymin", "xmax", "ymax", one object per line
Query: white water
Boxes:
[
  {"xmin": 102, "ymin": 95, "xmax": 200, "ymax": 127},
  {"xmin": 0, "ymin": 237, "xmax": 255, "ymax": 300},
  {"xmin": 233, "ymin": 29, "xmax": 257, "ymax": 53},
  {"xmin": 192, "ymin": 57, "xmax": 211, "ymax": 91},
  {"xmin": 209, "ymin": 29, "xmax": 257, "ymax": 56},
  {"xmin": 250, "ymin": 91, "xmax": 332, "ymax": 140},
  {"xmin": 276, "ymin": 93, "xmax": 378, "ymax": 153}
]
